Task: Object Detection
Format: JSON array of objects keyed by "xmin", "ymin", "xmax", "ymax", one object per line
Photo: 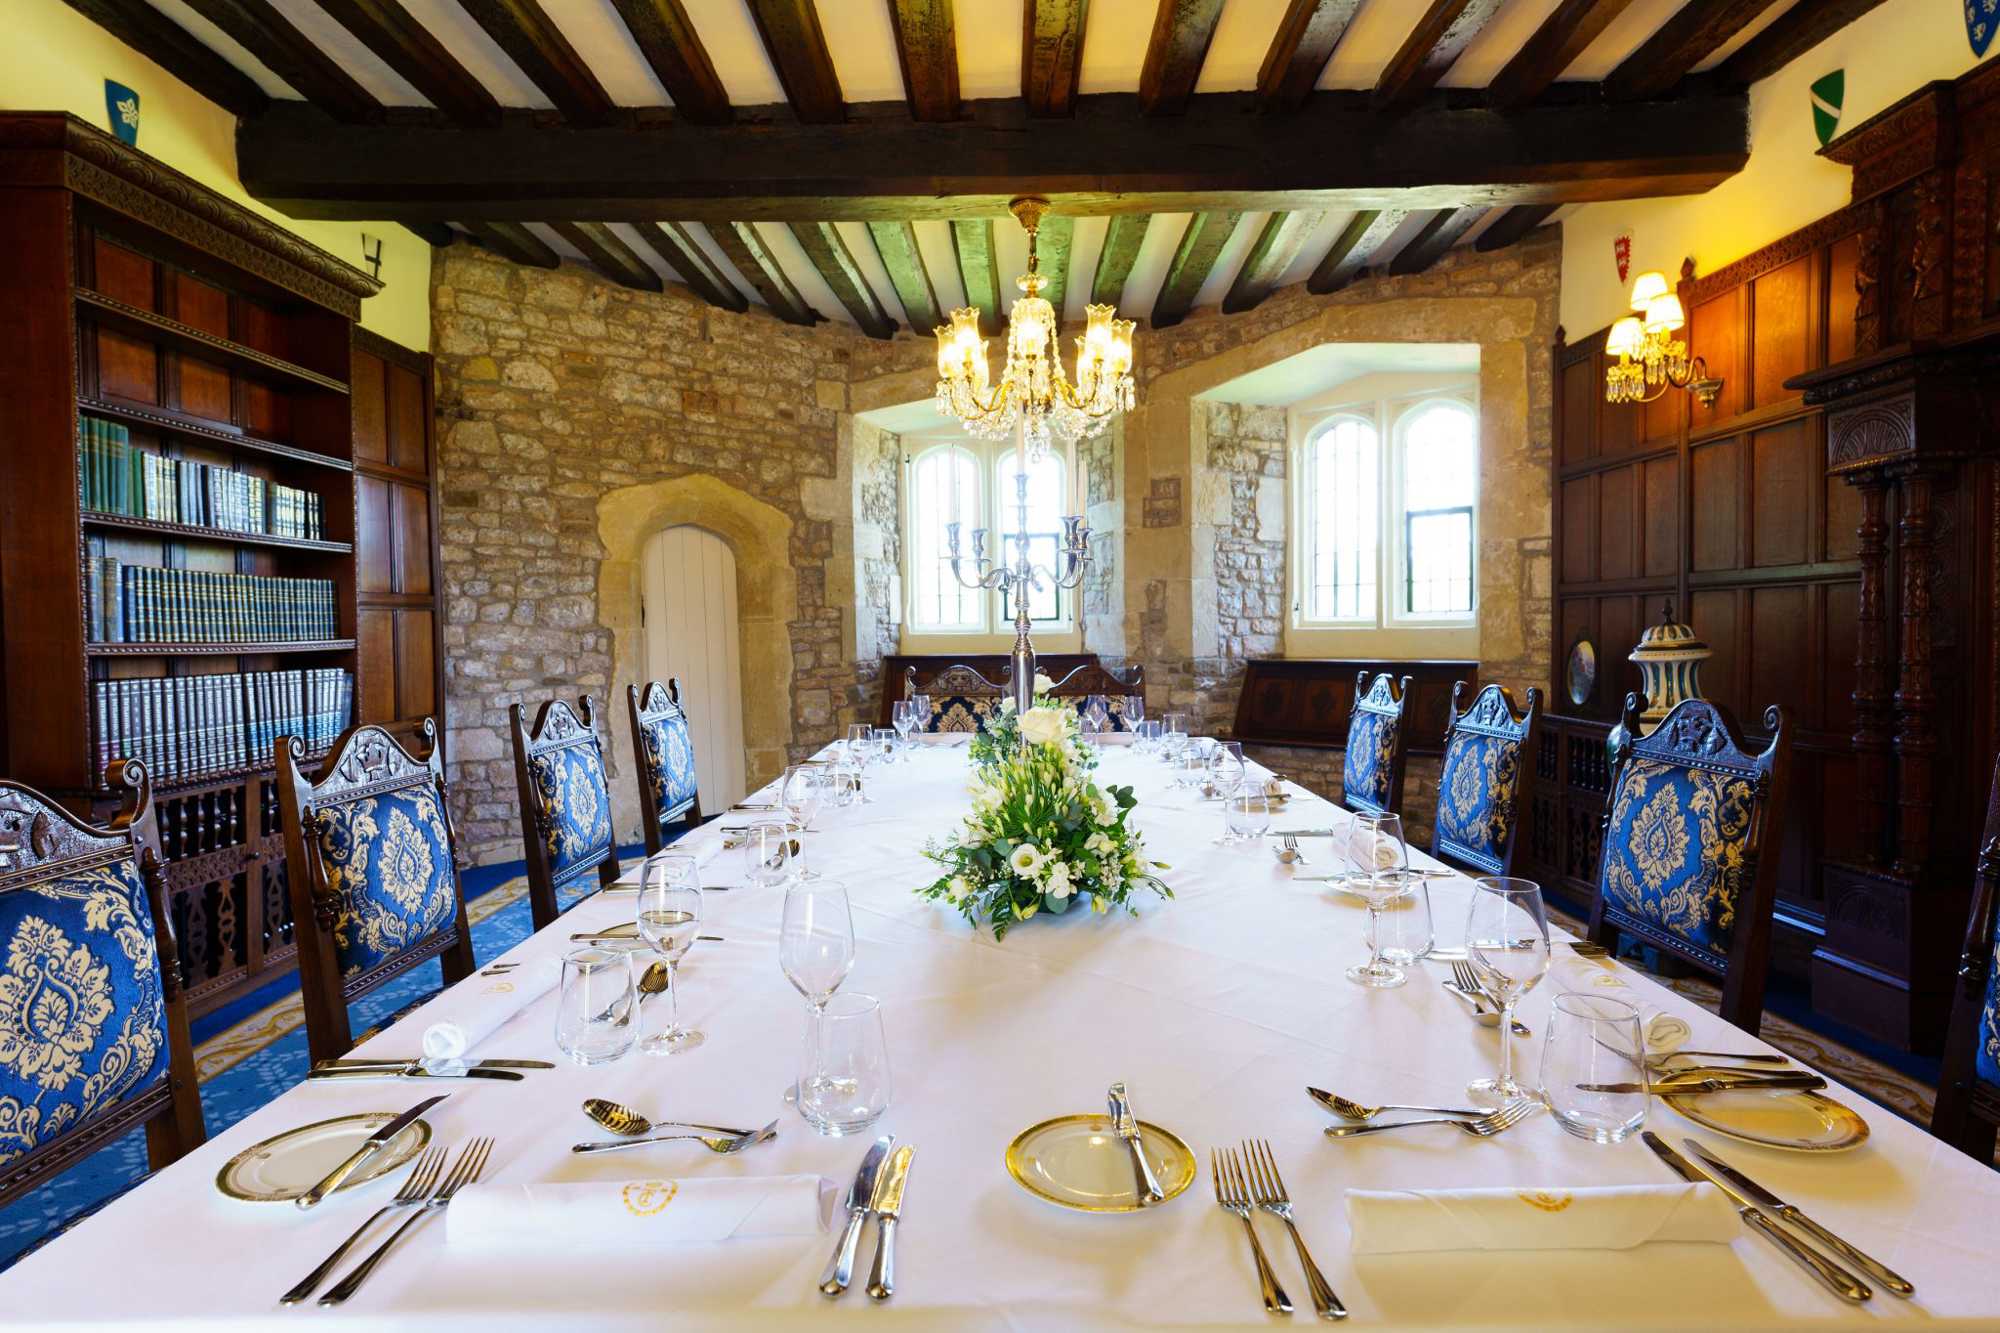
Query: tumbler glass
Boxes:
[
  {"xmin": 553, "ymin": 946, "xmax": 635, "ymax": 1066},
  {"xmin": 798, "ymin": 992, "xmax": 893, "ymax": 1136},
  {"xmin": 1541, "ymin": 992, "xmax": 1648, "ymax": 1143}
]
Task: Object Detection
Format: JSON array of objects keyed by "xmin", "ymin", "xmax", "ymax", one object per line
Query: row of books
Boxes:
[
  {"xmin": 85, "ymin": 558, "xmax": 340, "ymax": 644},
  {"xmin": 92, "ymin": 669, "xmax": 353, "ymax": 785},
  {"xmin": 78, "ymin": 415, "xmax": 325, "ymax": 540}
]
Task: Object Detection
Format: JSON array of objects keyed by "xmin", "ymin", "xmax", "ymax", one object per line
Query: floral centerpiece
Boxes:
[
  {"xmin": 968, "ymin": 673, "xmax": 1096, "ymax": 773},
  {"xmin": 921, "ymin": 704, "xmax": 1168, "ymax": 939}
]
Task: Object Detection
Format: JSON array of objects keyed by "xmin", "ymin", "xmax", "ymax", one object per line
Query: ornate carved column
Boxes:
[
  {"xmin": 1890, "ymin": 462, "xmax": 1944, "ymax": 877},
  {"xmin": 1848, "ymin": 472, "xmax": 1894, "ymax": 866}
]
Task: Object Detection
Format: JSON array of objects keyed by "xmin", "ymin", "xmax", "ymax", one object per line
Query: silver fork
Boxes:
[
  {"xmin": 1243, "ymin": 1139, "xmax": 1345, "ymax": 1321},
  {"xmin": 1213, "ymin": 1147, "xmax": 1292, "ymax": 1315},
  {"xmin": 1449, "ymin": 959, "xmax": 1531, "ymax": 1037},
  {"xmin": 570, "ymin": 1119, "xmax": 778, "ymax": 1155},
  {"xmin": 1282, "ymin": 834, "xmax": 1309, "ymax": 865},
  {"xmin": 319, "ymin": 1137, "xmax": 494, "ymax": 1306},
  {"xmin": 1323, "ymin": 1098, "xmax": 1540, "ymax": 1139},
  {"xmin": 279, "ymin": 1145, "xmax": 446, "ymax": 1305}
]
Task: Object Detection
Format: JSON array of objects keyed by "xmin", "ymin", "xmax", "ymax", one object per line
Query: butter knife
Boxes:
[
  {"xmin": 295, "ymin": 1094, "xmax": 447, "ymax": 1210},
  {"xmin": 1684, "ymin": 1139, "xmax": 1913, "ymax": 1297},
  {"xmin": 865, "ymin": 1145, "xmax": 916, "ymax": 1302},
  {"xmin": 1641, "ymin": 1131, "xmax": 1870, "ymax": 1303},
  {"xmin": 1107, "ymin": 1082, "xmax": 1165, "ymax": 1206},
  {"xmin": 819, "ymin": 1135, "xmax": 892, "ymax": 1297},
  {"xmin": 305, "ymin": 1064, "xmax": 524, "ymax": 1082},
  {"xmin": 1579, "ymin": 1073, "xmax": 1825, "ymax": 1095}
]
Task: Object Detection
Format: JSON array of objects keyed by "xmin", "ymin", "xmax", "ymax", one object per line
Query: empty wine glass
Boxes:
[
  {"xmin": 1465, "ymin": 876, "xmax": 1553, "ymax": 1106},
  {"xmin": 783, "ymin": 763, "xmax": 829, "ymax": 832},
  {"xmin": 1122, "ymin": 693, "xmax": 1145, "ymax": 733},
  {"xmin": 1084, "ymin": 695, "xmax": 1112, "ymax": 742},
  {"xmin": 1346, "ymin": 867, "xmax": 1422, "ymax": 987},
  {"xmin": 1206, "ymin": 739, "xmax": 1246, "ymax": 798},
  {"xmin": 635, "ymin": 855, "xmax": 704, "ymax": 1054},
  {"xmin": 911, "ymin": 693, "xmax": 932, "ymax": 736},
  {"xmin": 845, "ymin": 723, "xmax": 873, "ymax": 769},
  {"xmin": 892, "ymin": 700, "xmax": 918, "ymax": 759},
  {"xmin": 1345, "ymin": 812, "xmax": 1407, "ymax": 883},
  {"xmin": 780, "ymin": 877, "xmax": 856, "ymax": 1105}
]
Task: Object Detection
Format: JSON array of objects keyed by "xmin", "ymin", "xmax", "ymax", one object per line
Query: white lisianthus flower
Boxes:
[
  {"xmin": 1045, "ymin": 860, "xmax": 1074, "ymax": 899},
  {"xmin": 1010, "ymin": 843, "xmax": 1045, "ymax": 876},
  {"xmin": 1085, "ymin": 830, "xmax": 1114, "ymax": 856},
  {"xmin": 1018, "ymin": 706, "xmax": 1071, "ymax": 747},
  {"xmin": 1034, "ymin": 672, "xmax": 1055, "ymax": 693}
]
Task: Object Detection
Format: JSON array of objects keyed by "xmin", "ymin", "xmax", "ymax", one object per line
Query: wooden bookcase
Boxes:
[{"xmin": 0, "ymin": 113, "xmax": 383, "ymax": 1017}]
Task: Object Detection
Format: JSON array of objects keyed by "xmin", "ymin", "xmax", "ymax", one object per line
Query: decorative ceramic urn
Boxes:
[{"xmin": 1628, "ymin": 601, "xmax": 1711, "ymax": 733}]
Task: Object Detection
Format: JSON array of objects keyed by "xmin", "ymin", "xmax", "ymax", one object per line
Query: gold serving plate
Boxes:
[
  {"xmin": 1661, "ymin": 1085, "xmax": 1869, "ymax": 1152},
  {"xmin": 1005, "ymin": 1113, "xmax": 1197, "ymax": 1213}
]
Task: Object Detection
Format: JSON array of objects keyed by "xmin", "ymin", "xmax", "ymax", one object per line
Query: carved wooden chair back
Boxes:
[
  {"xmin": 1342, "ymin": 671, "xmax": 1413, "ymax": 817},
  {"xmin": 904, "ymin": 663, "xmax": 1007, "ymax": 734},
  {"xmin": 1932, "ymin": 750, "xmax": 2000, "ymax": 1165},
  {"xmin": 510, "ymin": 695, "xmax": 620, "ymax": 930},
  {"xmin": 629, "ymin": 679, "xmax": 704, "ymax": 857},
  {"xmin": 1586, "ymin": 695, "xmax": 1792, "ymax": 1033},
  {"xmin": 1430, "ymin": 682, "xmax": 1543, "ymax": 877},
  {"xmin": 1042, "ymin": 662, "xmax": 1148, "ymax": 731},
  {"xmin": 276, "ymin": 720, "xmax": 476, "ymax": 1066},
  {"xmin": 0, "ymin": 761, "xmax": 205, "ymax": 1209}
]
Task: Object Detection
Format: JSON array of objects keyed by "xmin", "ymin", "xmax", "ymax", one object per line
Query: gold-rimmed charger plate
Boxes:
[
  {"xmin": 1005, "ymin": 1114, "xmax": 1197, "ymax": 1213},
  {"xmin": 1661, "ymin": 1085, "xmax": 1869, "ymax": 1152},
  {"xmin": 216, "ymin": 1112, "xmax": 433, "ymax": 1202}
]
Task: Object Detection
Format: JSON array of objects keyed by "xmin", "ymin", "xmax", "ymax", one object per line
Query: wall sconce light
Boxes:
[{"xmin": 1604, "ymin": 269, "xmax": 1723, "ymax": 408}]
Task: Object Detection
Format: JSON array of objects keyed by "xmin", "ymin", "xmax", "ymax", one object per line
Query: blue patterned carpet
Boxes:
[{"xmin": 0, "ymin": 850, "xmax": 621, "ymax": 1269}]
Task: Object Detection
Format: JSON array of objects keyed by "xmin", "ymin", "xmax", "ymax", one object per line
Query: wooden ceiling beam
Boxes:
[
  {"xmin": 606, "ymin": 0, "xmax": 732, "ymax": 124},
  {"xmin": 952, "ymin": 219, "xmax": 1002, "ymax": 336},
  {"xmin": 240, "ymin": 90, "xmax": 1750, "ymax": 223},
  {"xmin": 401, "ymin": 221, "xmax": 456, "ymax": 247},
  {"xmin": 1257, "ymin": 0, "xmax": 1363, "ymax": 111},
  {"xmin": 709, "ymin": 222, "xmax": 822, "ymax": 325},
  {"xmin": 789, "ymin": 223, "xmax": 897, "ymax": 339},
  {"xmin": 178, "ymin": 0, "xmax": 380, "ymax": 121},
  {"xmin": 1373, "ymin": 0, "xmax": 1507, "ymax": 112},
  {"xmin": 1036, "ymin": 215, "xmax": 1075, "ymax": 318},
  {"xmin": 1139, "ymin": 0, "xmax": 1225, "ymax": 116},
  {"xmin": 1222, "ymin": 210, "xmax": 1323, "ymax": 313},
  {"xmin": 888, "ymin": 0, "xmax": 960, "ymax": 122},
  {"xmin": 1151, "ymin": 210, "xmax": 1242, "ymax": 328},
  {"xmin": 745, "ymin": 0, "xmax": 845, "ymax": 124},
  {"xmin": 867, "ymin": 220, "xmax": 945, "ymax": 331},
  {"xmin": 1389, "ymin": 207, "xmax": 1484, "ymax": 274},
  {"xmin": 1715, "ymin": 0, "xmax": 1890, "ymax": 88},
  {"xmin": 465, "ymin": 221, "xmax": 559, "ymax": 268},
  {"xmin": 60, "ymin": 0, "xmax": 269, "ymax": 117},
  {"xmin": 1474, "ymin": 203, "xmax": 1558, "ymax": 251},
  {"xmin": 317, "ymin": 0, "xmax": 501, "ymax": 126},
  {"xmin": 633, "ymin": 222, "xmax": 749, "ymax": 312},
  {"xmin": 549, "ymin": 221, "xmax": 663, "ymax": 291},
  {"xmin": 1605, "ymin": 0, "xmax": 1778, "ymax": 102},
  {"xmin": 456, "ymin": 0, "xmax": 617, "ymax": 126},
  {"xmin": 1485, "ymin": 0, "xmax": 1635, "ymax": 109},
  {"xmin": 1023, "ymin": 0, "xmax": 1088, "ymax": 117},
  {"xmin": 1305, "ymin": 209, "xmax": 1405, "ymax": 293},
  {"xmin": 1091, "ymin": 214, "xmax": 1149, "ymax": 308}
]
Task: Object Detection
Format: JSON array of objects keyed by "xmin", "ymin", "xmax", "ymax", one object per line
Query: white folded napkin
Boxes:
[
  {"xmin": 1347, "ymin": 1183, "xmax": 1737, "ymax": 1254},
  {"xmin": 1551, "ymin": 956, "xmax": 1692, "ymax": 1057},
  {"xmin": 418, "ymin": 958, "xmax": 561, "ymax": 1063},
  {"xmin": 613, "ymin": 839, "xmax": 727, "ymax": 886},
  {"xmin": 447, "ymin": 1177, "xmax": 837, "ymax": 1251}
]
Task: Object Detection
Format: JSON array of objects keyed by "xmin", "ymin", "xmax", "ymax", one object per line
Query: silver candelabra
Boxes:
[{"xmin": 945, "ymin": 462, "xmax": 1091, "ymax": 715}]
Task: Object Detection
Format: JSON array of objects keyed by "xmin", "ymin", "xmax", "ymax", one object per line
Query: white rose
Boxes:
[
  {"xmin": 948, "ymin": 875, "xmax": 971, "ymax": 902},
  {"xmin": 999, "ymin": 697, "xmax": 1018, "ymax": 715},
  {"xmin": 1018, "ymin": 706, "xmax": 1070, "ymax": 747},
  {"xmin": 1034, "ymin": 672, "xmax": 1055, "ymax": 693},
  {"xmin": 1009, "ymin": 843, "xmax": 1044, "ymax": 876}
]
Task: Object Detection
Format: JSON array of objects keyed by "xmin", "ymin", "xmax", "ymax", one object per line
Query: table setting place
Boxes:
[{"xmin": 5, "ymin": 707, "xmax": 1996, "ymax": 1331}]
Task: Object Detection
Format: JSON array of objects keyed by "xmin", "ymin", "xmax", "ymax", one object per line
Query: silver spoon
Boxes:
[
  {"xmin": 586, "ymin": 961, "xmax": 671, "ymax": 1024},
  {"xmin": 580, "ymin": 1097, "xmax": 759, "ymax": 1139},
  {"xmin": 572, "ymin": 1119, "xmax": 780, "ymax": 1155}
]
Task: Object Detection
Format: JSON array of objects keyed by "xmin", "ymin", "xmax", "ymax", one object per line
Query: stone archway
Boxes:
[{"xmin": 597, "ymin": 475, "xmax": 797, "ymax": 843}]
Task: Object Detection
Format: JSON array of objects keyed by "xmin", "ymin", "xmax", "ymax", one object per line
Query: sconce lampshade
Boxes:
[{"xmin": 1628, "ymin": 270, "xmax": 1671, "ymax": 310}]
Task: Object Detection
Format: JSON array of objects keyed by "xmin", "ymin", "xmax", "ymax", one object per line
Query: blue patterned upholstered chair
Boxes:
[
  {"xmin": 276, "ymin": 720, "xmax": 476, "ymax": 1066},
  {"xmin": 1044, "ymin": 662, "xmax": 1148, "ymax": 732},
  {"xmin": 511, "ymin": 695, "xmax": 621, "ymax": 931},
  {"xmin": 905, "ymin": 663, "xmax": 1008, "ymax": 734},
  {"xmin": 1933, "ymin": 751, "xmax": 2000, "ymax": 1166},
  {"xmin": 1430, "ymin": 682, "xmax": 1542, "ymax": 877},
  {"xmin": 1586, "ymin": 694, "xmax": 1791, "ymax": 1034},
  {"xmin": 628, "ymin": 679, "xmax": 705, "ymax": 857},
  {"xmin": 1341, "ymin": 672, "xmax": 1413, "ymax": 818},
  {"xmin": 0, "ymin": 761, "xmax": 204, "ymax": 1216}
]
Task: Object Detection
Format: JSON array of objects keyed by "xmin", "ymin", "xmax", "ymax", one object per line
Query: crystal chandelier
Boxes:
[
  {"xmin": 1605, "ymin": 269, "xmax": 1723, "ymax": 407},
  {"xmin": 933, "ymin": 197, "xmax": 1136, "ymax": 461}
]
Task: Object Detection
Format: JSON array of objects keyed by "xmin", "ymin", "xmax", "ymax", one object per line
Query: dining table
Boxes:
[{"xmin": 6, "ymin": 735, "xmax": 1998, "ymax": 1330}]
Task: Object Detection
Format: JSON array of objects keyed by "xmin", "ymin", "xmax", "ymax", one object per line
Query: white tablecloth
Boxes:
[{"xmin": 8, "ymin": 741, "xmax": 1998, "ymax": 1329}]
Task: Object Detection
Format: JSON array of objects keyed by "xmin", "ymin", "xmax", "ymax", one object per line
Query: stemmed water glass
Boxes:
[
  {"xmin": 783, "ymin": 762, "xmax": 830, "ymax": 832},
  {"xmin": 1346, "ymin": 812, "xmax": 1407, "ymax": 881},
  {"xmin": 635, "ymin": 853, "xmax": 704, "ymax": 1054},
  {"xmin": 1122, "ymin": 694, "xmax": 1145, "ymax": 734},
  {"xmin": 845, "ymin": 723, "xmax": 873, "ymax": 770},
  {"xmin": 781, "ymin": 877, "xmax": 856, "ymax": 1107},
  {"xmin": 1464, "ymin": 876, "xmax": 1552, "ymax": 1106},
  {"xmin": 1206, "ymin": 739, "xmax": 1245, "ymax": 797},
  {"xmin": 1084, "ymin": 695, "xmax": 1112, "ymax": 743},
  {"xmin": 892, "ymin": 700, "xmax": 919, "ymax": 760}
]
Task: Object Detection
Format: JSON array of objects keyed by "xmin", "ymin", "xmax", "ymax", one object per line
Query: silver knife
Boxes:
[
  {"xmin": 314, "ymin": 1058, "xmax": 555, "ymax": 1071},
  {"xmin": 1107, "ymin": 1082, "xmax": 1165, "ymax": 1206},
  {"xmin": 1641, "ymin": 1131, "xmax": 1870, "ymax": 1303},
  {"xmin": 865, "ymin": 1145, "xmax": 916, "ymax": 1302},
  {"xmin": 295, "ymin": 1094, "xmax": 448, "ymax": 1211},
  {"xmin": 818, "ymin": 1135, "xmax": 893, "ymax": 1297},
  {"xmin": 306, "ymin": 1064, "xmax": 524, "ymax": 1082},
  {"xmin": 1684, "ymin": 1139, "xmax": 1914, "ymax": 1297},
  {"xmin": 1578, "ymin": 1073, "xmax": 1825, "ymax": 1095}
]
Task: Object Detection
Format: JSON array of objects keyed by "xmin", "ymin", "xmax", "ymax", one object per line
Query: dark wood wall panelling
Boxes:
[
  {"xmin": 1533, "ymin": 64, "xmax": 2000, "ymax": 1052},
  {"xmin": 1232, "ymin": 659, "xmax": 1478, "ymax": 754}
]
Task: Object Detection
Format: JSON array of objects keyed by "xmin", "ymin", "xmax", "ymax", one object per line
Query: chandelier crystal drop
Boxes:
[{"xmin": 933, "ymin": 196, "xmax": 1136, "ymax": 461}]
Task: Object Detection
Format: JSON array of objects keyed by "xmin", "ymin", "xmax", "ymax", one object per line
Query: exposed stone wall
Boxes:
[{"xmin": 850, "ymin": 419, "xmax": 902, "ymax": 688}]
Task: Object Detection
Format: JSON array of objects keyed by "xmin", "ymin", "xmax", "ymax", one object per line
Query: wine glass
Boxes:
[
  {"xmin": 783, "ymin": 763, "xmax": 828, "ymax": 832},
  {"xmin": 780, "ymin": 877, "xmax": 856, "ymax": 1106},
  {"xmin": 1206, "ymin": 739, "xmax": 1245, "ymax": 798},
  {"xmin": 1084, "ymin": 695, "xmax": 1112, "ymax": 742},
  {"xmin": 892, "ymin": 700, "xmax": 918, "ymax": 760},
  {"xmin": 911, "ymin": 693, "xmax": 932, "ymax": 736},
  {"xmin": 845, "ymin": 723, "xmax": 873, "ymax": 769},
  {"xmin": 1464, "ymin": 876, "xmax": 1552, "ymax": 1106},
  {"xmin": 1345, "ymin": 812, "xmax": 1407, "ymax": 882},
  {"xmin": 1122, "ymin": 694, "xmax": 1145, "ymax": 733},
  {"xmin": 1347, "ymin": 867, "xmax": 1422, "ymax": 987},
  {"xmin": 1161, "ymin": 713, "xmax": 1188, "ymax": 764},
  {"xmin": 635, "ymin": 854, "xmax": 704, "ymax": 1054}
]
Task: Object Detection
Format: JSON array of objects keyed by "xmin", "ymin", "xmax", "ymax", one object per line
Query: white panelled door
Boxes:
[{"xmin": 640, "ymin": 525, "xmax": 748, "ymax": 811}]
